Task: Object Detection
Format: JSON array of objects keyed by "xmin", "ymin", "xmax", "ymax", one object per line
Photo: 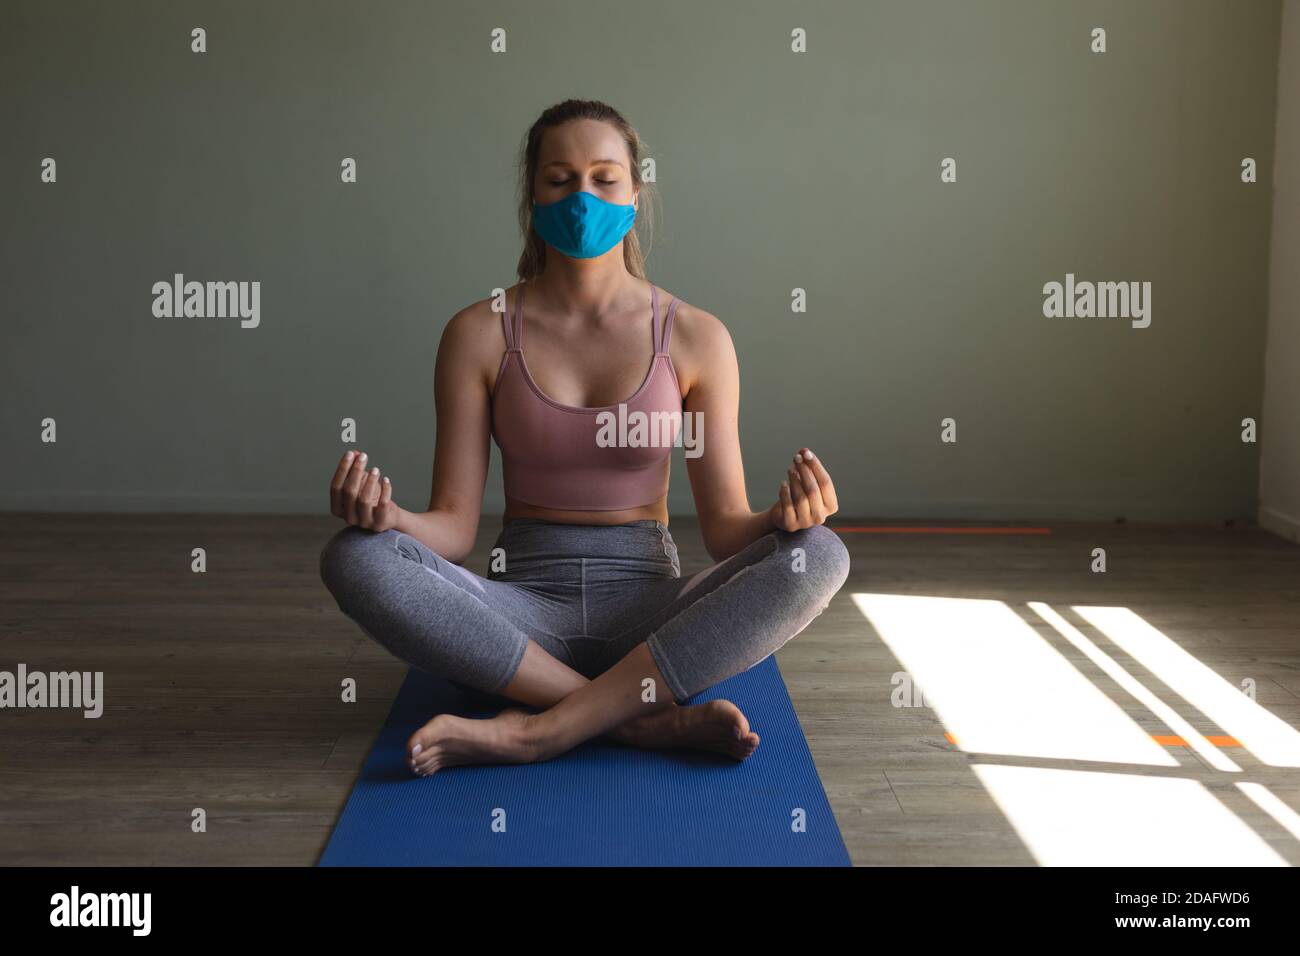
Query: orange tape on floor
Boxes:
[{"xmin": 832, "ymin": 526, "xmax": 1052, "ymax": 535}]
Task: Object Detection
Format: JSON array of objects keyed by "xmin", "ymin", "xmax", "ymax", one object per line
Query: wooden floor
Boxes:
[{"xmin": 1, "ymin": 513, "xmax": 1298, "ymax": 865}]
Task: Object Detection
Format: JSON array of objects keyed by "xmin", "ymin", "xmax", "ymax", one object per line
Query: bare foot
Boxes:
[
  {"xmin": 407, "ymin": 706, "xmax": 538, "ymax": 777},
  {"xmin": 607, "ymin": 699, "xmax": 760, "ymax": 760}
]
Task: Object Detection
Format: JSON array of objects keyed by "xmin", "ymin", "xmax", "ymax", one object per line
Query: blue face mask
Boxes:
[{"xmin": 532, "ymin": 190, "xmax": 637, "ymax": 259}]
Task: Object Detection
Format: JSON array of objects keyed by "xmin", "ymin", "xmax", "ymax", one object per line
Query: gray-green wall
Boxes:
[
  {"xmin": 1261, "ymin": 0, "xmax": 1300, "ymax": 544},
  {"xmin": 1, "ymin": 0, "xmax": 1285, "ymax": 522}
]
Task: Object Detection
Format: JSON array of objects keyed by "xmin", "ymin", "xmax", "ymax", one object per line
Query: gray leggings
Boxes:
[{"xmin": 319, "ymin": 517, "xmax": 850, "ymax": 704}]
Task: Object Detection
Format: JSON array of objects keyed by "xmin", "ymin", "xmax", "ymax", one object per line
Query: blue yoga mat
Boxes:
[{"xmin": 319, "ymin": 656, "xmax": 850, "ymax": 866}]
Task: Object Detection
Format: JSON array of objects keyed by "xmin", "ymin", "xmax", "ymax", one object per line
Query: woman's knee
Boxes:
[
  {"xmin": 778, "ymin": 523, "xmax": 851, "ymax": 598},
  {"xmin": 318, "ymin": 525, "xmax": 397, "ymax": 607}
]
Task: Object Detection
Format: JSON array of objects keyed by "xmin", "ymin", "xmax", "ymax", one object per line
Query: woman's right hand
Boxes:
[{"xmin": 330, "ymin": 450, "xmax": 400, "ymax": 532}]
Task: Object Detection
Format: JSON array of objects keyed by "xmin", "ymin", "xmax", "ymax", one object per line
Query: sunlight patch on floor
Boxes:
[
  {"xmin": 850, "ymin": 592, "xmax": 1298, "ymax": 865},
  {"xmin": 1074, "ymin": 605, "xmax": 1300, "ymax": 768},
  {"xmin": 972, "ymin": 765, "xmax": 1286, "ymax": 866},
  {"xmin": 851, "ymin": 593, "xmax": 1176, "ymax": 766}
]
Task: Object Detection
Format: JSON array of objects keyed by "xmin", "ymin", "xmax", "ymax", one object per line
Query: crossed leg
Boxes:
[
  {"xmin": 318, "ymin": 525, "xmax": 753, "ymax": 762},
  {"xmin": 405, "ymin": 524, "xmax": 851, "ymax": 775}
]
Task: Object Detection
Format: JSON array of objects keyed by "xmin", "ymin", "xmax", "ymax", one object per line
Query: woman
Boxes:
[{"xmin": 319, "ymin": 99, "xmax": 850, "ymax": 777}]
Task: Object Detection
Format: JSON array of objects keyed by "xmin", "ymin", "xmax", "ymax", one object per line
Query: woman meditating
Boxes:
[{"xmin": 319, "ymin": 98, "xmax": 850, "ymax": 777}]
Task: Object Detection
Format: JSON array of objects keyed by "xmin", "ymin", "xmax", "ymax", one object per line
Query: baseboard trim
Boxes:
[{"xmin": 1258, "ymin": 504, "xmax": 1300, "ymax": 544}]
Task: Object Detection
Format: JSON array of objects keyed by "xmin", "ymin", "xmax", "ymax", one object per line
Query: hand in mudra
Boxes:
[
  {"xmin": 330, "ymin": 450, "xmax": 400, "ymax": 532},
  {"xmin": 768, "ymin": 447, "xmax": 839, "ymax": 532}
]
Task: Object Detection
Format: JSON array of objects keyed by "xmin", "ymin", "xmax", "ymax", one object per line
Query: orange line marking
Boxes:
[
  {"xmin": 1151, "ymin": 734, "xmax": 1242, "ymax": 747},
  {"xmin": 832, "ymin": 526, "xmax": 1052, "ymax": 535}
]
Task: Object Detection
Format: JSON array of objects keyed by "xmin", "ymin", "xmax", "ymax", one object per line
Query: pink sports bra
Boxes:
[{"xmin": 490, "ymin": 282, "xmax": 684, "ymax": 511}]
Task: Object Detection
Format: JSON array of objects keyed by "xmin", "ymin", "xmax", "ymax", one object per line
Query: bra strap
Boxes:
[
  {"xmin": 502, "ymin": 284, "xmax": 524, "ymax": 351},
  {"xmin": 658, "ymin": 296, "xmax": 678, "ymax": 355},
  {"xmin": 650, "ymin": 285, "xmax": 661, "ymax": 355}
]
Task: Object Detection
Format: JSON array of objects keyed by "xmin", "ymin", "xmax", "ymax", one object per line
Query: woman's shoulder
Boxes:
[
  {"xmin": 656, "ymin": 289, "xmax": 732, "ymax": 351},
  {"xmin": 654, "ymin": 288, "xmax": 736, "ymax": 390},
  {"xmin": 436, "ymin": 289, "xmax": 519, "ymax": 393},
  {"xmin": 442, "ymin": 286, "xmax": 519, "ymax": 347}
]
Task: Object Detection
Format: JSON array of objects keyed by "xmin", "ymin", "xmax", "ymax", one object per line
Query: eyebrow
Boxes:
[{"xmin": 542, "ymin": 158, "xmax": 626, "ymax": 169}]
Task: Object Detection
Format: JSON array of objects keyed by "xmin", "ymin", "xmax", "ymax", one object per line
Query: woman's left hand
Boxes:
[{"xmin": 769, "ymin": 447, "xmax": 839, "ymax": 531}]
